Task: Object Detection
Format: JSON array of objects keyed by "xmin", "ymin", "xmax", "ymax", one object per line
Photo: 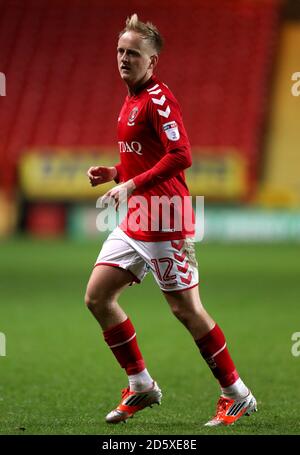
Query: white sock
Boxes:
[
  {"xmin": 128, "ymin": 368, "xmax": 154, "ymax": 392},
  {"xmin": 221, "ymin": 378, "xmax": 249, "ymax": 399}
]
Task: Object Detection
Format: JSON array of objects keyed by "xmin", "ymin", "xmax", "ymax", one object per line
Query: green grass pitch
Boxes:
[{"xmin": 0, "ymin": 237, "xmax": 299, "ymax": 435}]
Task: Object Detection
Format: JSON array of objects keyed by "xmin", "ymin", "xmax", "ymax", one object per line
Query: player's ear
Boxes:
[{"xmin": 149, "ymin": 54, "xmax": 158, "ymax": 70}]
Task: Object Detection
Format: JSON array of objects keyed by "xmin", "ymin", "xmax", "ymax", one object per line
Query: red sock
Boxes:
[
  {"xmin": 103, "ymin": 318, "xmax": 145, "ymax": 375},
  {"xmin": 195, "ymin": 324, "xmax": 239, "ymax": 387}
]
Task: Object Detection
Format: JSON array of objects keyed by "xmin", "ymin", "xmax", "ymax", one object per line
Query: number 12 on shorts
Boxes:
[{"xmin": 151, "ymin": 258, "xmax": 176, "ymax": 282}]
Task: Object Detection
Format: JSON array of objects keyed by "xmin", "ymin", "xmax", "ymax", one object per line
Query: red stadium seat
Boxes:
[{"xmin": 0, "ymin": 0, "xmax": 281, "ymax": 198}]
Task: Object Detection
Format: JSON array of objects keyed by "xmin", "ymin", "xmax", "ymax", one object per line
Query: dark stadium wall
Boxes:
[{"xmin": 284, "ymin": 0, "xmax": 300, "ymax": 20}]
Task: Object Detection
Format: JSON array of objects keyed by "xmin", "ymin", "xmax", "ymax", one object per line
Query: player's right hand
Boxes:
[{"xmin": 87, "ymin": 166, "xmax": 117, "ymax": 187}]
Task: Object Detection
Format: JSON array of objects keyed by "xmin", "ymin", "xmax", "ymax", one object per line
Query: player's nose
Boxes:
[{"xmin": 121, "ymin": 51, "xmax": 129, "ymax": 63}]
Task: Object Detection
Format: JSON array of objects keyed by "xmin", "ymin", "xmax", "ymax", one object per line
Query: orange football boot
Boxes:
[
  {"xmin": 105, "ymin": 381, "xmax": 162, "ymax": 423},
  {"xmin": 205, "ymin": 391, "xmax": 257, "ymax": 426}
]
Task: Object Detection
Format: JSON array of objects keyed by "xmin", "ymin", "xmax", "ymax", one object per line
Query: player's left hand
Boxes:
[{"xmin": 99, "ymin": 179, "xmax": 136, "ymax": 210}]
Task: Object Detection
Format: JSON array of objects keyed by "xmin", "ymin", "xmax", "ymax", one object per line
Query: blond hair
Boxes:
[{"xmin": 119, "ymin": 13, "xmax": 163, "ymax": 54}]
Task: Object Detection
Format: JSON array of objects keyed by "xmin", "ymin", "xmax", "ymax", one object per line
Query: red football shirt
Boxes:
[{"xmin": 115, "ymin": 75, "xmax": 195, "ymax": 241}]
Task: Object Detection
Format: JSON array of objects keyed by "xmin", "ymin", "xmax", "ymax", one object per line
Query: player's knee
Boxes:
[
  {"xmin": 170, "ymin": 303, "xmax": 186, "ymax": 322},
  {"xmin": 170, "ymin": 302, "xmax": 197, "ymax": 325},
  {"xmin": 85, "ymin": 289, "xmax": 103, "ymax": 309},
  {"xmin": 84, "ymin": 292, "xmax": 97, "ymax": 311},
  {"xmin": 84, "ymin": 289, "xmax": 112, "ymax": 313}
]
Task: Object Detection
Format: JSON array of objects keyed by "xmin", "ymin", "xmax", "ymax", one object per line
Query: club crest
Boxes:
[{"xmin": 128, "ymin": 106, "xmax": 139, "ymax": 126}]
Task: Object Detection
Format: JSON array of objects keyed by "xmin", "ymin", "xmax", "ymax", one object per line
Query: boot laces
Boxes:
[
  {"xmin": 215, "ymin": 396, "xmax": 230, "ymax": 418},
  {"xmin": 121, "ymin": 387, "xmax": 130, "ymax": 399}
]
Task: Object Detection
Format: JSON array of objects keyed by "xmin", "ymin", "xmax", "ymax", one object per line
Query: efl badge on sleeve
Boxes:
[{"xmin": 163, "ymin": 121, "xmax": 180, "ymax": 141}]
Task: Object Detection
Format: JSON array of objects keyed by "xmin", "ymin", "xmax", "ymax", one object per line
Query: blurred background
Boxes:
[
  {"xmin": 0, "ymin": 0, "xmax": 300, "ymax": 241},
  {"xmin": 1, "ymin": 0, "xmax": 300, "ymax": 436}
]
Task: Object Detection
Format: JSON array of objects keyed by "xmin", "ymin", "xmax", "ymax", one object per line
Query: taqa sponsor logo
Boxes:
[{"xmin": 118, "ymin": 141, "xmax": 143, "ymax": 155}]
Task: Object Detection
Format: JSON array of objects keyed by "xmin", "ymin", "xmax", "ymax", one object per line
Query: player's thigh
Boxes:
[
  {"xmin": 85, "ymin": 264, "xmax": 133, "ymax": 304},
  {"xmin": 86, "ymin": 228, "xmax": 148, "ymax": 303}
]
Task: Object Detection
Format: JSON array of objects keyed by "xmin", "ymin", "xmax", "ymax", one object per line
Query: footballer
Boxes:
[{"xmin": 85, "ymin": 14, "xmax": 257, "ymax": 426}]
